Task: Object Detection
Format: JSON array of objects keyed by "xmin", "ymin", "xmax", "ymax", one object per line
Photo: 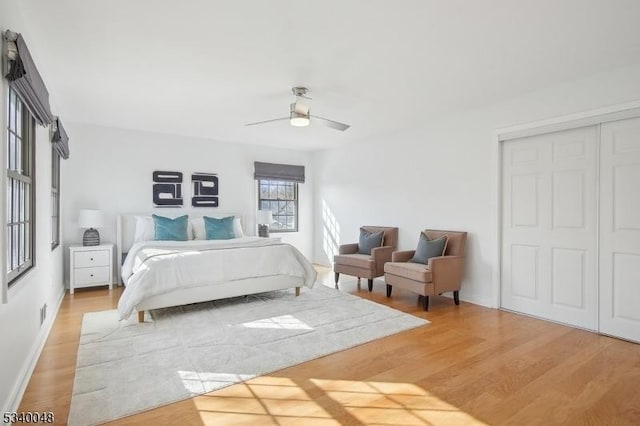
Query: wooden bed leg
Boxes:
[
  {"xmin": 295, "ymin": 287, "xmax": 301, "ymax": 297},
  {"xmin": 137, "ymin": 311, "xmax": 144, "ymax": 323}
]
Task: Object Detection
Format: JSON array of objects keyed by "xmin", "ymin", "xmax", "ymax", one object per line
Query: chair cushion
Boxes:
[
  {"xmin": 424, "ymin": 230, "xmax": 467, "ymax": 256},
  {"xmin": 363, "ymin": 226, "xmax": 399, "ymax": 250},
  {"xmin": 385, "ymin": 262, "xmax": 433, "ymax": 282},
  {"xmin": 334, "ymin": 254, "xmax": 374, "ymax": 269},
  {"xmin": 357, "ymin": 228, "xmax": 384, "ymax": 255},
  {"xmin": 410, "ymin": 233, "xmax": 448, "ymax": 264}
]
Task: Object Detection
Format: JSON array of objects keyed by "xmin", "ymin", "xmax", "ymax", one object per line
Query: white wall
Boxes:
[
  {"xmin": 313, "ymin": 62, "xmax": 640, "ymax": 308},
  {"xmin": 61, "ymin": 123, "xmax": 314, "ymax": 284},
  {"xmin": 0, "ymin": 5, "xmax": 65, "ymax": 412}
]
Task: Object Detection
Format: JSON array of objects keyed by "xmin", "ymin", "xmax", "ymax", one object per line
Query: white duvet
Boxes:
[{"xmin": 118, "ymin": 237, "xmax": 317, "ymax": 319}]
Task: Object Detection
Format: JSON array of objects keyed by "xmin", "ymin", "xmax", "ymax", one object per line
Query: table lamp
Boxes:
[
  {"xmin": 78, "ymin": 209, "xmax": 105, "ymax": 246},
  {"xmin": 256, "ymin": 210, "xmax": 274, "ymax": 237}
]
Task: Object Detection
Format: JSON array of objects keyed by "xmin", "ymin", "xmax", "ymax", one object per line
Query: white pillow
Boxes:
[
  {"xmin": 133, "ymin": 215, "xmax": 194, "ymax": 243},
  {"xmin": 133, "ymin": 216, "xmax": 154, "ymax": 243},
  {"xmin": 191, "ymin": 218, "xmax": 205, "ymax": 240},
  {"xmin": 234, "ymin": 217, "xmax": 245, "ymax": 237},
  {"xmin": 191, "ymin": 216, "xmax": 244, "ymax": 240}
]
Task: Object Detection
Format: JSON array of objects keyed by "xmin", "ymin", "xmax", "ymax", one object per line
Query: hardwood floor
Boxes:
[{"xmin": 18, "ymin": 267, "xmax": 640, "ymax": 425}]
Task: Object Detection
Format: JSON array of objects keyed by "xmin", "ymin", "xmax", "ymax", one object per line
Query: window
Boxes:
[
  {"xmin": 258, "ymin": 179, "xmax": 298, "ymax": 232},
  {"xmin": 6, "ymin": 88, "xmax": 35, "ymax": 283},
  {"xmin": 51, "ymin": 147, "xmax": 60, "ymax": 249}
]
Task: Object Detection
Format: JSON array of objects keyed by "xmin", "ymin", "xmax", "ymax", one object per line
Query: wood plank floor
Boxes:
[{"xmin": 18, "ymin": 267, "xmax": 640, "ymax": 425}]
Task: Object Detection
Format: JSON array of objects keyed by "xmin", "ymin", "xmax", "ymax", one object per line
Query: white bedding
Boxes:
[{"xmin": 118, "ymin": 237, "xmax": 317, "ymax": 319}]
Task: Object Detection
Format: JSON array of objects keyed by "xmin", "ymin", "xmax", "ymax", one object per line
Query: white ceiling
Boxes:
[{"xmin": 12, "ymin": 0, "xmax": 640, "ymax": 150}]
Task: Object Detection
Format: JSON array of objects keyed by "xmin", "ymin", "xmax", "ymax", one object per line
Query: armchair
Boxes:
[
  {"xmin": 384, "ymin": 229, "xmax": 467, "ymax": 311},
  {"xmin": 333, "ymin": 226, "xmax": 398, "ymax": 291}
]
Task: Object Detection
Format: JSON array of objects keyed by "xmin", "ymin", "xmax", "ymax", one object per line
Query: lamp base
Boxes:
[
  {"xmin": 83, "ymin": 228, "xmax": 100, "ymax": 246},
  {"xmin": 258, "ymin": 224, "xmax": 270, "ymax": 238}
]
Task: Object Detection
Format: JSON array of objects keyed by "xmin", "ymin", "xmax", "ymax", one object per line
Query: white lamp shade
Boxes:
[
  {"xmin": 78, "ymin": 209, "xmax": 105, "ymax": 228},
  {"xmin": 256, "ymin": 210, "xmax": 274, "ymax": 224}
]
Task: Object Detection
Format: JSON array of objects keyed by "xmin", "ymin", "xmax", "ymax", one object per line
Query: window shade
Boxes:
[
  {"xmin": 254, "ymin": 161, "xmax": 305, "ymax": 183},
  {"xmin": 52, "ymin": 117, "xmax": 70, "ymax": 159},
  {"xmin": 4, "ymin": 31, "xmax": 53, "ymax": 126}
]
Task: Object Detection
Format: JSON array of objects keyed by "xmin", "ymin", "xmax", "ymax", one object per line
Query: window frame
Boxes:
[
  {"xmin": 257, "ymin": 179, "xmax": 299, "ymax": 233},
  {"xmin": 6, "ymin": 88, "xmax": 36, "ymax": 285},
  {"xmin": 51, "ymin": 146, "xmax": 60, "ymax": 250}
]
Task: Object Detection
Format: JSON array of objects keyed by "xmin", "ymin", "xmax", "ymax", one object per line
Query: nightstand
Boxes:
[{"xmin": 69, "ymin": 244, "xmax": 114, "ymax": 294}]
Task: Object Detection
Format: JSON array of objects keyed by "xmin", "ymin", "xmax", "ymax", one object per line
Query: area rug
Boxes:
[{"xmin": 68, "ymin": 285, "xmax": 428, "ymax": 425}]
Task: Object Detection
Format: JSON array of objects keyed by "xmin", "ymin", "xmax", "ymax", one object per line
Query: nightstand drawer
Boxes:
[
  {"xmin": 74, "ymin": 266, "xmax": 111, "ymax": 286},
  {"xmin": 74, "ymin": 250, "xmax": 110, "ymax": 267}
]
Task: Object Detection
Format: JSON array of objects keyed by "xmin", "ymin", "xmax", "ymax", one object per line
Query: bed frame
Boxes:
[{"xmin": 116, "ymin": 212, "xmax": 303, "ymax": 322}]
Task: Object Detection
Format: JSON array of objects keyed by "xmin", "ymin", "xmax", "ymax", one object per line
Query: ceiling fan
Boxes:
[{"xmin": 246, "ymin": 87, "xmax": 350, "ymax": 131}]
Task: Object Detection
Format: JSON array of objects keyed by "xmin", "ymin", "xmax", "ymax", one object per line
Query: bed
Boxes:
[{"xmin": 116, "ymin": 213, "xmax": 317, "ymax": 322}]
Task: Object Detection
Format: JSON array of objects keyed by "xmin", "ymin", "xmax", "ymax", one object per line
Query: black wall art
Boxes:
[
  {"xmin": 192, "ymin": 173, "xmax": 219, "ymax": 207},
  {"xmin": 152, "ymin": 171, "xmax": 220, "ymax": 208},
  {"xmin": 152, "ymin": 171, "xmax": 183, "ymax": 207}
]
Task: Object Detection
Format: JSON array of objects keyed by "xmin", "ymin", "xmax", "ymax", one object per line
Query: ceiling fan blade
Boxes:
[
  {"xmin": 245, "ymin": 117, "xmax": 289, "ymax": 127},
  {"xmin": 310, "ymin": 115, "xmax": 350, "ymax": 131},
  {"xmin": 294, "ymin": 102, "xmax": 309, "ymax": 115}
]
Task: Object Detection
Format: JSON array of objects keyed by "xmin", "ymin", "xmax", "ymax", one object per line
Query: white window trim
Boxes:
[
  {"xmin": 1, "ymin": 77, "xmax": 7, "ymax": 304},
  {"xmin": 256, "ymin": 178, "xmax": 299, "ymax": 233}
]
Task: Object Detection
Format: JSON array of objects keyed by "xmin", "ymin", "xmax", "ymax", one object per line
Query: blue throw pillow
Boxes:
[
  {"xmin": 204, "ymin": 216, "xmax": 235, "ymax": 240},
  {"xmin": 357, "ymin": 228, "xmax": 384, "ymax": 255},
  {"xmin": 152, "ymin": 214, "xmax": 189, "ymax": 241},
  {"xmin": 410, "ymin": 233, "xmax": 448, "ymax": 264}
]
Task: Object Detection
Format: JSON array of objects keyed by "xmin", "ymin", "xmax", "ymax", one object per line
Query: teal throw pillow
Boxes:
[
  {"xmin": 410, "ymin": 233, "xmax": 448, "ymax": 264},
  {"xmin": 204, "ymin": 216, "xmax": 235, "ymax": 240},
  {"xmin": 357, "ymin": 228, "xmax": 384, "ymax": 255},
  {"xmin": 152, "ymin": 214, "xmax": 189, "ymax": 241}
]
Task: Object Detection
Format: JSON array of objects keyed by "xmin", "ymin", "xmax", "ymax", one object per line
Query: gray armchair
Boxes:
[{"xmin": 333, "ymin": 226, "xmax": 398, "ymax": 291}]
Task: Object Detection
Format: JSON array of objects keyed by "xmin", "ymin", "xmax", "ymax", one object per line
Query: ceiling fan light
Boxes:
[
  {"xmin": 290, "ymin": 116, "xmax": 310, "ymax": 127},
  {"xmin": 290, "ymin": 102, "xmax": 310, "ymax": 127}
]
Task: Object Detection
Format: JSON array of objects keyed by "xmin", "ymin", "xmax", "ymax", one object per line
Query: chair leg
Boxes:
[
  {"xmin": 454, "ymin": 290, "xmax": 460, "ymax": 305},
  {"xmin": 422, "ymin": 295, "xmax": 429, "ymax": 311},
  {"xmin": 367, "ymin": 279, "xmax": 373, "ymax": 292},
  {"xmin": 334, "ymin": 272, "xmax": 339, "ymax": 289},
  {"xmin": 386, "ymin": 284, "xmax": 392, "ymax": 297}
]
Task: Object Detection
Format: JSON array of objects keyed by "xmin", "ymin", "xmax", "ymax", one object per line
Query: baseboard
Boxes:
[
  {"xmin": 312, "ymin": 260, "xmax": 331, "ymax": 268},
  {"xmin": 458, "ymin": 293, "xmax": 495, "ymax": 309},
  {"xmin": 5, "ymin": 287, "xmax": 65, "ymax": 413}
]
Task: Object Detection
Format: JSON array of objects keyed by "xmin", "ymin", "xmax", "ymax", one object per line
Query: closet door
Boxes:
[
  {"xmin": 501, "ymin": 126, "xmax": 598, "ymax": 330},
  {"xmin": 600, "ymin": 117, "xmax": 640, "ymax": 343}
]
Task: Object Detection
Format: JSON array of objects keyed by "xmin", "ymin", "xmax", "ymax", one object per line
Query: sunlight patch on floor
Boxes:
[
  {"xmin": 240, "ymin": 314, "xmax": 313, "ymax": 330},
  {"xmin": 312, "ymin": 379, "xmax": 489, "ymax": 425},
  {"xmin": 191, "ymin": 375, "xmax": 488, "ymax": 425},
  {"xmin": 194, "ymin": 376, "xmax": 338, "ymax": 425},
  {"xmin": 177, "ymin": 370, "xmax": 256, "ymax": 393}
]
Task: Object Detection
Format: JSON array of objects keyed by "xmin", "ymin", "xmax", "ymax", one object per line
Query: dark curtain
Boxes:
[
  {"xmin": 52, "ymin": 117, "xmax": 70, "ymax": 159},
  {"xmin": 5, "ymin": 32, "xmax": 53, "ymax": 125},
  {"xmin": 254, "ymin": 161, "xmax": 305, "ymax": 183}
]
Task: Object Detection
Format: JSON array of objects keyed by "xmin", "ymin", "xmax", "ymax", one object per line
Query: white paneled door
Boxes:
[
  {"xmin": 501, "ymin": 126, "xmax": 598, "ymax": 330},
  {"xmin": 599, "ymin": 117, "xmax": 640, "ymax": 342}
]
